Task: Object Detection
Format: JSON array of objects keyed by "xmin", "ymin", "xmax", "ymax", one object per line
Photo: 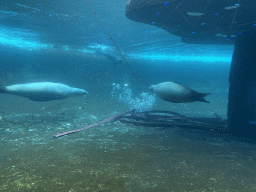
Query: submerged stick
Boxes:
[
  {"xmin": 53, "ymin": 111, "xmax": 130, "ymax": 138},
  {"xmin": 93, "ymin": 11, "xmax": 138, "ymax": 81},
  {"xmin": 106, "ymin": 33, "xmax": 138, "ymax": 81}
]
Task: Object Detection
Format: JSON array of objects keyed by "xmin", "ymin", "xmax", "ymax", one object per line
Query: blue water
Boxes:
[{"xmin": 0, "ymin": 1, "xmax": 256, "ymax": 192}]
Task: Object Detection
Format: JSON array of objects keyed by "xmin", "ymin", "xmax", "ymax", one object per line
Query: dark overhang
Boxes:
[{"xmin": 126, "ymin": 0, "xmax": 256, "ymax": 44}]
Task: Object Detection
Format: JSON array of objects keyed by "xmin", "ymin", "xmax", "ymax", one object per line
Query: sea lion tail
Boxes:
[
  {"xmin": 198, "ymin": 93, "xmax": 210, "ymax": 103},
  {"xmin": 0, "ymin": 87, "xmax": 7, "ymax": 94}
]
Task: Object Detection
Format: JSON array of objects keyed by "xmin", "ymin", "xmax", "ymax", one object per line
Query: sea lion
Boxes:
[
  {"xmin": 0, "ymin": 82, "xmax": 88, "ymax": 101},
  {"xmin": 95, "ymin": 49, "xmax": 122, "ymax": 67},
  {"xmin": 149, "ymin": 82, "xmax": 210, "ymax": 103}
]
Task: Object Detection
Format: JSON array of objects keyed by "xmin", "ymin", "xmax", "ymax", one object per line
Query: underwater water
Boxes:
[{"xmin": 1, "ymin": 0, "xmax": 256, "ymax": 191}]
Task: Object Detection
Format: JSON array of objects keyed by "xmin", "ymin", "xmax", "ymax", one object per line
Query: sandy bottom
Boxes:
[{"xmin": 0, "ymin": 92, "xmax": 256, "ymax": 192}]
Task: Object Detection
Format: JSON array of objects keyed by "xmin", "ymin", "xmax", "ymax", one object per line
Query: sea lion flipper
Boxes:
[
  {"xmin": 197, "ymin": 92, "xmax": 210, "ymax": 103},
  {"xmin": 199, "ymin": 98, "xmax": 210, "ymax": 103}
]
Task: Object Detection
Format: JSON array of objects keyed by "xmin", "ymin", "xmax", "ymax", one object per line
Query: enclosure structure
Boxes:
[{"xmin": 126, "ymin": 0, "xmax": 256, "ymax": 139}]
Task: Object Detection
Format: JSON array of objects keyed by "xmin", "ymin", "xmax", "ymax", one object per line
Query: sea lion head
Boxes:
[
  {"xmin": 70, "ymin": 88, "xmax": 89, "ymax": 96},
  {"xmin": 149, "ymin": 85, "xmax": 156, "ymax": 92}
]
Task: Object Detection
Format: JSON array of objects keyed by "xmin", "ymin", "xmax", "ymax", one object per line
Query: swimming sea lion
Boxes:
[
  {"xmin": 149, "ymin": 82, "xmax": 210, "ymax": 103},
  {"xmin": 95, "ymin": 49, "xmax": 123, "ymax": 67},
  {"xmin": 0, "ymin": 82, "xmax": 88, "ymax": 101}
]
